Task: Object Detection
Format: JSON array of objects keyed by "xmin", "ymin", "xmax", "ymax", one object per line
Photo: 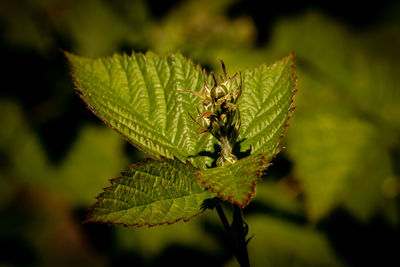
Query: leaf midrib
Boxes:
[
  {"xmin": 241, "ymin": 59, "xmax": 291, "ymax": 137},
  {"xmin": 241, "ymin": 81, "xmax": 291, "ymax": 138},
  {"xmin": 98, "ymin": 191, "xmax": 208, "ymax": 211}
]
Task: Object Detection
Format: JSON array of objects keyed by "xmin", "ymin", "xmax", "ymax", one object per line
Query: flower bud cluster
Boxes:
[{"xmin": 196, "ymin": 61, "xmax": 242, "ymax": 166}]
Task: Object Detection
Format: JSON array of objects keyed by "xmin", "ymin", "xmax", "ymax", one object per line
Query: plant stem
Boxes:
[
  {"xmin": 216, "ymin": 203, "xmax": 231, "ymax": 236},
  {"xmin": 216, "ymin": 203, "xmax": 250, "ymax": 267},
  {"xmin": 232, "ymin": 205, "xmax": 250, "ymax": 267},
  {"xmin": 216, "ymin": 136, "xmax": 249, "ymax": 266}
]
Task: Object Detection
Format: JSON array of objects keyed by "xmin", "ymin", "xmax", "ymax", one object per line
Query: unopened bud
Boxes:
[{"xmin": 187, "ymin": 60, "xmax": 243, "ymax": 166}]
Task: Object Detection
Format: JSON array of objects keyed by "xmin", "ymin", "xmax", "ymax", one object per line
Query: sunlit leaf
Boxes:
[
  {"xmin": 238, "ymin": 53, "xmax": 296, "ymax": 159},
  {"xmin": 195, "ymin": 154, "xmax": 269, "ymax": 207},
  {"xmin": 87, "ymin": 158, "xmax": 213, "ymax": 227},
  {"xmin": 67, "ymin": 51, "xmax": 216, "ymax": 169},
  {"xmin": 67, "ymin": 51, "xmax": 296, "ymax": 173}
]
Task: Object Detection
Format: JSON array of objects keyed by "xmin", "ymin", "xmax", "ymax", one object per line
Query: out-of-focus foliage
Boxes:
[
  {"xmin": 270, "ymin": 12, "xmax": 400, "ymax": 222},
  {"xmin": 0, "ymin": 100, "xmax": 129, "ymax": 206},
  {"xmin": 227, "ymin": 215, "xmax": 345, "ymax": 267},
  {"xmin": 115, "ymin": 211, "xmax": 222, "ymax": 260},
  {"xmin": 253, "ymin": 179, "xmax": 304, "ymax": 217},
  {"xmin": 1, "ymin": 0, "xmax": 399, "ymax": 266}
]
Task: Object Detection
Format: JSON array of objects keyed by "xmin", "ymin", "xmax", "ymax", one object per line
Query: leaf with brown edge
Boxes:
[
  {"xmin": 65, "ymin": 51, "xmax": 216, "ymax": 170},
  {"xmin": 86, "ymin": 158, "xmax": 214, "ymax": 227},
  {"xmin": 66, "ymin": 51, "xmax": 296, "ymax": 171},
  {"xmin": 237, "ymin": 52, "xmax": 297, "ymax": 159},
  {"xmin": 195, "ymin": 154, "xmax": 270, "ymax": 207}
]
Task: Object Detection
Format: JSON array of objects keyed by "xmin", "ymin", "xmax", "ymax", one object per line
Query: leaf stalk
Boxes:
[{"xmin": 216, "ymin": 203, "xmax": 250, "ymax": 267}]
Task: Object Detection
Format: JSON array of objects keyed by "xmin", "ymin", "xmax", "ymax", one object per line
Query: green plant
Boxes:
[{"xmin": 66, "ymin": 51, "xmax": 296, "ymax": 266}]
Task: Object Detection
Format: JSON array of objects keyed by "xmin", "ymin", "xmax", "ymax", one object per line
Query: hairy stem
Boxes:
[
  {"xmin": 217, "ymin": 136, "xmax": 238, "ymax": 166},
  {"xmin": 220, "ymin": 136, "xmax": 233, "ymax": 158}
]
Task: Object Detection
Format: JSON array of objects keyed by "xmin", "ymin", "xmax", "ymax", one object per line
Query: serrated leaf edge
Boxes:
[
  {"xmin": 84, "ymin": 156, "xmax": 208, "ymax": 228},
  {"xmin": 68, "ymin": 51, "xmax": 297, "ymax": 214},
  {"xmin": 275, "ymin": 51, "xmax": 298, "ymax": 155},
  {"xmin": 242, "ymin": 51, "xmax": 298, "ymax": 159},
  {"xmin": 65, "ymin": 50, "xmax": 208, "ymax": 162},
  {"xmin": 195, "ymin": 154, "xmax": 271, "ymax": 207},
  {"xmin": 194, "ymin": 52, "xmax": 297, "ymax": 207}
]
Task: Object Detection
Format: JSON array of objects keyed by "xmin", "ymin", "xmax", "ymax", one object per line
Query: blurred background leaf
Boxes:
[
  {"xmin": 273, "ymin": 12, "xmax": 400, "ymax": 222},
  {"xmin": 1, "ymin": 0, "xmax": 399, "ymax": 266},
  {"xmin": 227, "ymin": 214, "xmax": 345, "ymax": 267}
]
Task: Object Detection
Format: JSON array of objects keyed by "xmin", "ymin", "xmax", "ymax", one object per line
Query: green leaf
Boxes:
[
  {"xmin": 271, "ymin": 12, "xmax": 400, "ymax": 222},
  {"xmin": 288, "ymin": 107, "xmax": 384, "ymax": 221},
  {"xmin": 195, "ymin": 154, "xmax": 269, "ymax": 207},
  {"xmin": 238, "ymin": 53, "xmax": 296, "ymax": 159},
  {"xmin": 253, "ymin": 179, "xmax": 304, "ymax": 217},
  {"xmin": 66, "ymin": 51, "xmax": 216, "ymax": 169},
  {"xmin": 271, "ymin": 12, "xmax": 400, "ymax": 130},
  {"xmin": 115, "ymin": 212, "xmax": 221, "ymax": 261},
  {"xmin": 56, "ymin": 125, "xmax": 129, "ymax": 205},
  {"xmin": 87, "ymin": 158, "xmax": 213, "ymax": 227},
  {"xmin": 67, "ymin": 51, "xmax": 297, "ymax": 170},
  {"xmin": 0, "ymin": 99, "xmax": 130, "ymax": 206}
]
